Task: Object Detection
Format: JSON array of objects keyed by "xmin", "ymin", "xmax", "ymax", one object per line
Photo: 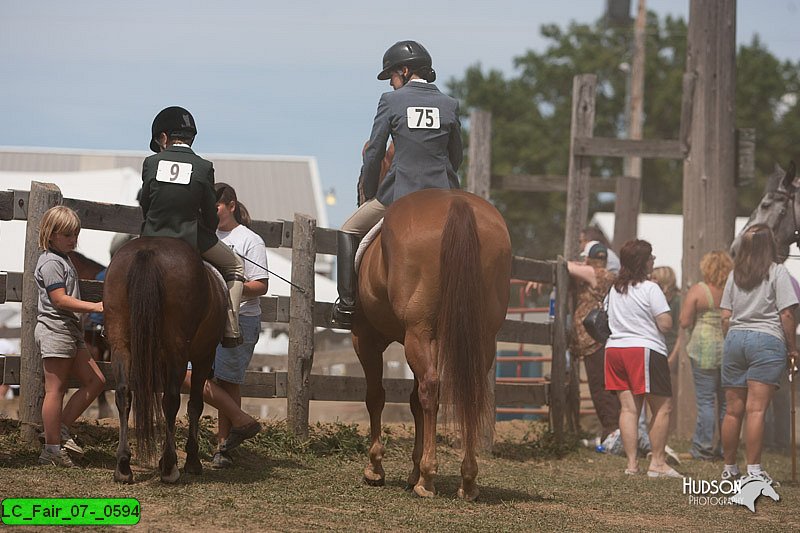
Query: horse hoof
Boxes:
[
  {"xmin": 184, "ymin": 460, "xmax": 203, "ymax": 476},
  {"xmin": 113, "ymin": 470, "xmax": 134, "ymax": 484},
  {"xmin": 363, "ymin": 475, "xmax": 385, "ymax": 487},
  {"xmin": 363, "ymin": 466, "xmax": 384, "ymax": 486},
  {"xmin": 161, "ymin": 465, "xmax": 180, "ymax": 483},
  {"xmin": 413, "ymin": 484, "xmax": 435, "ymax": 498},
  {"xmin": 457, "ymin": 487, "xmax": 479, "ymax": 502}
]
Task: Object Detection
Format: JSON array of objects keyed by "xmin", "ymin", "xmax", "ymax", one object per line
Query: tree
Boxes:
[{"xmin": 448, "ymin": 13, "xmax": 800, "ymax": 259}]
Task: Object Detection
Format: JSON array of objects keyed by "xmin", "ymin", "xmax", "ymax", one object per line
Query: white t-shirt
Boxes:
[
  {"xmin": 605, "ymin": 280, "xmax": 670, "ymax": 354},
  {"xmin": 216, "ymin": 224, "xmax": 268, "ymax": 317}
]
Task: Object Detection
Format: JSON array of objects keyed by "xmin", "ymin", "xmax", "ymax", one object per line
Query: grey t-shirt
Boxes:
[
  {"xmin": 720, "ymin": 262, "xmax": 798, "ymax": 341},
  {"xmin": 34, "ymin": 250, "xmax": 83, "ymax": 338}
]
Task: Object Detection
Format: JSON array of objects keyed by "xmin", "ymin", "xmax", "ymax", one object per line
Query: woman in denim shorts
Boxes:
[{"xmin": 719, "ymin": 224, "xmax": 798, "ymax": 485}]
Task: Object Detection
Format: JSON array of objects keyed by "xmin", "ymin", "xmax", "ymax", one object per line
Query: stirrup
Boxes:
[
  {"xmin": 221, "ymin": 336, "xmax": 243, "ymax": 348},
  {"xmin": 330, "ymin": 299, "xmax": 354, "ymax": 329}
]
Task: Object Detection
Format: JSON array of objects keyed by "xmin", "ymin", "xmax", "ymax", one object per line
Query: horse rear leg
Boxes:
[
  {"xmin": 183, "ymin": 361, "xmax": 208, "ymax": 475},
  {"xmin": 353, "ymin": 327, "xmax": 389, "ymax": 486},
  {"xmin": 113, "ymin": 356, "xmax": 134, "ymax": 484},
  {"xmin": 159, "ymin": 366, "xmax": 184, "ymax": 483},
  {"xmin": 404, "ymin": 331, "xmax": 438, "ymax": 498},
  {"xmin": 406, "ymin": 377, "xmax": 423, "ymax": 489},
  {"xmin": 457, "ymin": 338, "xmax": 496, "ymax": 502}
]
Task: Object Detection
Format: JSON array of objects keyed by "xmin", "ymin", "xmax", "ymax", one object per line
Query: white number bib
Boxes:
[
  {"xmin": 406, "ymin": 107, "xmax": 440, "ymax": 129},
  {"xmin": 155, "ymin": 160, "xmax": 193, "ymax": 184}
]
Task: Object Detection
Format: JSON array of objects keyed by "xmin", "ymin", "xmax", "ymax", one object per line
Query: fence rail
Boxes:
[{"xmin": 1, "ymin": 183, "xmax": 568, "ymax": 443}]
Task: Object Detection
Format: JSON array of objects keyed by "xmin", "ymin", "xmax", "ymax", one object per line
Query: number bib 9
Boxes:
[
  {"xmin": 156, "ymin": 160, "xmax": 193, "ymax": 184},
  {"xmin": 406, "ymin": 107, "xmax": 440, "ymax": 129}
]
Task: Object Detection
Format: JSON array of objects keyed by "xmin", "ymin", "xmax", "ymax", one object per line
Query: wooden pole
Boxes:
[
  {"xmin": 287, "ymin": 213, "xmax": 316, "ymax": 440},
  {"xmin": 614, "ymin": 0, "xmax": 646, "ymax": 250},
  {"xmin": 466, "ymin": 108, "xmax": 496, "ymax": 450},
  {"xmin": 466, "ymin": 109, "xmax": 492, "ymax": 199},
  {"xmin": 565, "ymin": 74, "xmax": 597, "ymax": 261},
  {"xmin": 20, "ymin": 182, "xmax": 62, "ymax": 445},
  {"xmin": 679, "ymin": 0, "xmax": 737, "ymax": 438},
  {"xmin": 550, "ymin": 257, "xmax": 569, "ymax": 440}
]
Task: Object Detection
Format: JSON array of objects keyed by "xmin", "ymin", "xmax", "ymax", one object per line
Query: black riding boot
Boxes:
[{"xmin": 331, "ymin": 231, "xmax": 361, "ymax": 329}]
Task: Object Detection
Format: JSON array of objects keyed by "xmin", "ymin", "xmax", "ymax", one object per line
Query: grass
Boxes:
[{"xmin": 1, "ymin": 416, "xmax": 799, "ymax": 532}]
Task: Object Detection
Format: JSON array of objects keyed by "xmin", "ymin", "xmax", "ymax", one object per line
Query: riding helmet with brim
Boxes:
[
  {"xmin": 377, "ymin": 40, "xmax": 435, "ymax": 81},
  {"xmin": 150, "ymin": 106, "xmax": 197, "ymax": 152}
]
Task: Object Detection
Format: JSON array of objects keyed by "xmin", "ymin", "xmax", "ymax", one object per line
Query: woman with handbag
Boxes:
[
  {"xmin": 604, "ymin": 239, "xmax": 678, "ymax": 477},
  {"xmin": 570, "ymin": 241, "xmax": 619, "ymax": 440},
  {"xmin": 719, "ymin": 224, "xmax": 798, "ymax": 484}
]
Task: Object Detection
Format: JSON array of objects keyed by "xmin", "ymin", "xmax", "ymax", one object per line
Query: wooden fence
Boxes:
[{"xmin": 0, "ymin": 183, "xmax": 570, "ymax": 443}]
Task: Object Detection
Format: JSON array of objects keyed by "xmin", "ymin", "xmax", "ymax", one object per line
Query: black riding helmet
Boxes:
[
  {"xmin": 150, "ymin": 106, "xmax": 197, "ymax": 152},
  {"xmin": 377, "ymin": 40, "xmax": 436, "ymax": 82}
]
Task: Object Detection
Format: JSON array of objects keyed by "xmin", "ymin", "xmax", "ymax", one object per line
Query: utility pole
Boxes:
[
  {"xmin": 677, "ymin": 0, "xmax": 737, "ymax": 439},
  {"xmin": 613, "ymin": 0, "xmax": 646, "ymax": 250}
]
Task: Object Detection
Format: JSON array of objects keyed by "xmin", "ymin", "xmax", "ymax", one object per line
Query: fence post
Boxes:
[
  {"xmin": 466, "ymin": 108, "xmax": 496, "ymax": 451},
  {"xmin": 565, "ymin": 74, "xmax": 597, "ymax": 261},
  {"xmin": 287, "ymin": 213, "xmax": 316, "ymax": 440},
  {"xmin": 550, "ymin": 257, "xmax": 569, "ymax": 441},
  {"xmin": 20, "ymin": 182, "xmax": 63, "ymax": 445}
]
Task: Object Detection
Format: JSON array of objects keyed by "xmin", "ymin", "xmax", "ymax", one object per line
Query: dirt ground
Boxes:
[{"xmin": 2, "ymin": 413, "xmax": 800, "ymax": 532}]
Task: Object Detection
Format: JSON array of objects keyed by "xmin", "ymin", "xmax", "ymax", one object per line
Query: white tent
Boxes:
[{"xmin": 591, "ymin": 212, "xmax": 800, "ymax": 285}]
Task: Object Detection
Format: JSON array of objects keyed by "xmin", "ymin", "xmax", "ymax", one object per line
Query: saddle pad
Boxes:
[
  {"xmin": 203, "ymin": 260, "xmax": 228, "ymax": 304},
  {"xmin": 355, "ymin": 218, "xmax": 383, "ymax": 272}
]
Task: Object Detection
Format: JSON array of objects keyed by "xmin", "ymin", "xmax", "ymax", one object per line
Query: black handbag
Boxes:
[{"xmin": 582, "ymin": 288, "xmax": 612, "ymax": 343}]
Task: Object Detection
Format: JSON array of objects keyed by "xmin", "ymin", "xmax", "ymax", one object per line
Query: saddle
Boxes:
[{"xmin": 354, "ymin": 219, "xmax": 383, "ymax": 271}]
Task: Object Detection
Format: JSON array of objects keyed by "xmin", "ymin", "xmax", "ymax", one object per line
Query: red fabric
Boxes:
[{"xmin": 605, "ymin": 346, "xmax": 647, "ymax": 395}]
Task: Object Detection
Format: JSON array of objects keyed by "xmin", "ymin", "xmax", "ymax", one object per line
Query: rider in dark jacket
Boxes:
[{"xmin": 140, "ymin": 106, "xmax": 245, "ymax": 347}]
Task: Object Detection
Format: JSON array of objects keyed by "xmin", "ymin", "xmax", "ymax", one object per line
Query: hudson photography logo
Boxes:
[{"xmin": 682, "ymin": 476, "xmax": 780, "ymax": 512}]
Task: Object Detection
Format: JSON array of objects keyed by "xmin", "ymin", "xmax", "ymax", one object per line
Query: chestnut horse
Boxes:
[
  {"xmin": 353, "ymin": 188, "xmax": 512, "ymax": 500},
  {"xmin": 103, "ymin": 237, "xmax": 226, "ymax": 483}
]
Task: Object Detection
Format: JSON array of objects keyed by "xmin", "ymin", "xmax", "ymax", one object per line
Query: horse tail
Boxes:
[
  {"xmin": 127, "ymin": 248, "xmax": 165, "ymax": 462},
  {"xmin": 437, "ymin": 197, "xmax": 490, "ymax": 453}
]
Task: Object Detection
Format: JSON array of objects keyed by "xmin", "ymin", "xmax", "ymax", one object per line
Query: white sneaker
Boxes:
[
  {"xmin": 665, "ymin": 445, "xmax": 682, "ymax": 466},
  {"xmin": 39, "ymin": 447, "xmax": 75, "ymax": 468},
  {"xmin": 743, "ymin": 471, "xmax": 779, "ymax": 487},
  {"xmin": 39, "ymin": 424, "xmax": 84, "ymax": 456},
  {"xmin": 721, "ymin": 468, "xmax": 741, "ymax": 481}
]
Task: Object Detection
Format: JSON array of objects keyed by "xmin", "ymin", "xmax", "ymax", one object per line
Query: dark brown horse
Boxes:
[
  {"xmin": 68, "ymin": 250, "xmax": 113, "ymax": 418},
  {"xmin": 353, "ymin": 188, "xmax": 512, "ymax": 500},
  {"xmin": 103, "ymin": 237, "xmax": 226, "ymax": 483}
]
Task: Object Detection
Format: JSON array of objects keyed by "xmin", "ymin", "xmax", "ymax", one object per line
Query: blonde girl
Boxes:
[{"xmin": 35, "ymin": 206, "xmax": 105, "ymax": 467}]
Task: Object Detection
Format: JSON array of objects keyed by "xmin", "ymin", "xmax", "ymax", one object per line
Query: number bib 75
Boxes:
[
  {"xmin": 406, "ymin": 107, "xmax": 440, "ymax": 129},
  {"xmin": 156, "ymin": 160, "xmax": 193, "ymax": 184}
]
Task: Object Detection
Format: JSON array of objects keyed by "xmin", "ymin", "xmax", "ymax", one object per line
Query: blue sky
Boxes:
[{"xmin": 2, "ymin": 1, "xmax": 799, "ymax": 227}]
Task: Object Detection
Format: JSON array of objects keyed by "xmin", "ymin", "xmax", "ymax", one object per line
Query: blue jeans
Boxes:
[
  {"xmin": 691, "ymin": 360, "xmax": 725, "ymax": 459},
  {"xmin": 213, "ymin": 314, "xmax": 261, "ymax": 384}
]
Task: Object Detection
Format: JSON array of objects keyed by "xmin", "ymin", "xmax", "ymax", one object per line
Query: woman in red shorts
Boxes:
[{"xmin": 605, "ymin": 239, "xmax": 679, "ymax": 477}]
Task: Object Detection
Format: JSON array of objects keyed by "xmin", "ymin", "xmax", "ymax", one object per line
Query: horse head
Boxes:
[{"xmin": 731, "ymin": 161, "xmax": 798, "ymax": 260}]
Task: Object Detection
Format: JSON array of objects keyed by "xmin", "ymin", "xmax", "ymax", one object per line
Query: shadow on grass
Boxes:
[{"xmin": 381, "ymin": 474, "xmax": 553, "ymax": 504}]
